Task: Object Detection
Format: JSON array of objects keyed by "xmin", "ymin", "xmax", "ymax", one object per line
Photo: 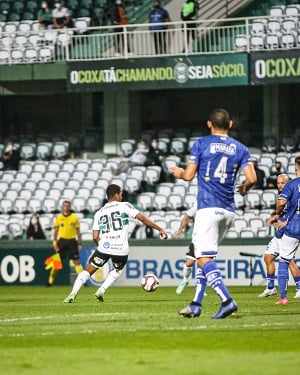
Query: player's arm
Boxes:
[
  {"xmin": 169, "ymin": 162, "xmax": 197, "ymax": 181},
  {"xmin": 174, "ymin": 214, "xmax": 189, "ymax": 239},
  {"xmin": 136, "ymin": 213, "xmax": 168, "ymax": 239},
  {"xmin": 52, "ymin": 226, "xmax": 60, "ymax": 252},
  {"xmin": 237, "ymin": 163, "xmax": 257, "ymax": 196},
  {"xmin": 92, "ymin": 230, "xmax": 100, "ymax": 246},
  {"xmin": 76, "ymin": 227, "xmax": 82, "ymax": 249},
  {"xmin": 275, "ymin": 198, "xmax": 287, "ymax": 218}
]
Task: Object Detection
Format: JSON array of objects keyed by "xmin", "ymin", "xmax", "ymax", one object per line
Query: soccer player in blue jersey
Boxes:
[
  {"xmin": 258, "ymin": 173, "xmax": 300, "ymax": 298},
  {"xmin": 169, "ymin": 108, "xmax": 257, "ymax": 319},
  {"xmin": 273, "ymin": 156, "xmax": 300, "ymax": 305}
]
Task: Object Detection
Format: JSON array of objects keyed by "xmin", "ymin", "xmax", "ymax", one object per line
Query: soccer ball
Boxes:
[{"xmin": 141, "ymin": 274, "xmax": 159, "ymax": 292}]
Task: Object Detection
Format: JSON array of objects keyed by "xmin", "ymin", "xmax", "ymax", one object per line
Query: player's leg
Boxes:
[
  {"xmin": 176, "ymin": 243, "xmax": 195, "ymax": 294},
  {"xmin": 95, "ymin": 255, "xmax": 128, "ymax": 302},
  {"xmin": 289, "ymin": 259, "xmax": 300, "ymax": 298},
  {"xmin": 258, "ymin": 241, "xmax": 278, "ymax": 297},
  {"xmin": 63, "ymin": 250, "xmax": 108, "ymax": 303},
  {"xmin": 276, "ymin": 234, "xmax": 299, "ymax": 304},
  {"xmin": 179, "ymin": 208, "xmax": 237, "ymax": 319}
]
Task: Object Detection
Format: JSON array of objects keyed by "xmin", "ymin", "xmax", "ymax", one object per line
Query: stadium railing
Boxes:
[{"xmin": 1, "ymin": 11, "xmax": 300, "ymax": 64}]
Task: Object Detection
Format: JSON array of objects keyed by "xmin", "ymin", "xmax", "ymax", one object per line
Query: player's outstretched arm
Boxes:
[
  {"xmin": 169, "ymin": 163, "xmax": 197, "ymax": 181},
  {"xmin": 136, "ymin": 213, "xmax": 168, "ymax": 239},
  {"xmin": 238, "ymin": 164, "xmax": 257, "ymax": 196}
]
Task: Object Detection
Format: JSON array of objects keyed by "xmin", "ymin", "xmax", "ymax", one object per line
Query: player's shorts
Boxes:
[
  {"xmin": 58, "ymin": 238, "xmax": 79, "ymax": 260},
  {"xmin": 265, "ymin": 237, "xmax": 280, "ymax": 257},
  {"xmin": 192, "ymin": 207, "xmax": 235, "ymax": 258},
  {"xmin": 185, "ymin": 242, "xmax": 196, "ymax": 261},
  {"xmin": 89, "ymin": 249, "xmax": 128, "ymax": 271},
  {"xmin": 279, "ymin": 234, "xmax": 300, "ymax": 261}
]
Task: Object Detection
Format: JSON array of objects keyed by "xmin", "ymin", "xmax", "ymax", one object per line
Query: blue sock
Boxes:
[
  {"xmin": 192, "ymin": 265, "xmax": 206, "ymax": 305},
  {"xmin": 203, "ymin": 260, "xmax": 231, "ymax": 303},
  {"xmin": 278, "ymin": 261, "xmax": 289, "ymax": 298},
  {"xmin": 293, "ymin": 276, "xmax": 300, "ymax": 290},
  {"xmin": 267, "ymin": 273, "xmax": 276, "ymax": 289}
]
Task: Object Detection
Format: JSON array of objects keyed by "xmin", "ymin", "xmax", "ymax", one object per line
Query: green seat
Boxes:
[
  {"xmin": 22, "ymin": 11, "xmax": 35, "ymax": 20},
  {"xmin": 8, "ymin": 12, "xmax": 21, "ymax": 22},
  {"xmin": 94, "ymin": 0, "xmax": 108, "ymax": 8},
  {"xmin": 66, "ymin": 0, "xmax": 79, "ymax": 11},
  {"xmin": 11, "ymin": 1, "xmax": 25, "ymax": 14},
  {"xmin": 0, "ymin": 13, "xmax": 7, "ymax": 22},
  {"xmin": 81, "ymin": 0, "xmax": 93, "ymax": 9},
  {"xmin": 77, "ymin": 8, "xmax": 91, "ymax": 18},
  {"xmin": 26, "ymin": 0, "xmax": 38, "ymax": 13},
  {"xmin": 0, "ymin": 1, "xmax": 10, "ymax": 12}
]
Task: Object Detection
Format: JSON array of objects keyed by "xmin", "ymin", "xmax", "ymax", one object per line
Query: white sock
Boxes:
[
  {"xmin": 100, "ymin": 269, "xmax": 123, "ymax": 291},
  {"xmin": 71, "ymin": 270, "xmax": 90, "ymax": 295},
  {"xmin": 183, "ymin": 265, "xmax": 192, "ymax": 281}
]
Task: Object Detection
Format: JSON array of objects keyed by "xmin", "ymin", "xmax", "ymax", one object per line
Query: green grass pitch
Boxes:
[{"xmin": 1, "ymin": 285, "xmax": 300, "ymax": 375}]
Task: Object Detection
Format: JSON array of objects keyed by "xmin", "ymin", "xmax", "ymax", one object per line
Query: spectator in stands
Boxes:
[
  {"xmin": 37, "ymin": 1, "xmax": 53, "ymax": 29},
  {"xmin": 109, "ymin": 0, "xmax": 132, "ymax": 56},
  {"xmin": 146, "ymin": 138, "xmax": 166, "ymax": 166},
  {"xmin": 26, "ymin": 214, "xmax": 46, "ymax": 240},
  {"xmin": 251, "ymin": 158, "xmax": 266, "ymax": 190},
  {"xmin": 0, "ymin": 140, "xmax": 20, "ymax": 171},
  {"xmin": 149, "ymin": 0, "xmax": 171, "ymax": 54},
  {"xmin": 52, "ymin": 1, "xmax": 73, "ymax": 29},
  {"xmin": 266, "ymin": 160, "xmax": 286, "ymax": 189},
  {"xmin": 180, "ymin": 0, "xmax": 198, "ymax": 52},
  {"xmin": 116, "ymin": 139, "xmax": 149, "ymax": 174}
]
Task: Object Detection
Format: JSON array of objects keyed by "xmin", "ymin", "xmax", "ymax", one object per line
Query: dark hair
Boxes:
[
  {"xmin": 106, "ymin": 184, "xmax": 121, "ymax": 199},
  {"xmin": 210, "ymin": 108, "xmax": 230, "ymax": 129},
  {"xmin": 295, "ymin": 156, "xmax": 300, "ymax": 167}
]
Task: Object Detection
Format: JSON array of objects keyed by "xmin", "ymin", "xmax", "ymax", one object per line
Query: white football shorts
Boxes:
[
  {"xmin": 279, "ymin": 234, "xmax": 300, "ymax": 261},
  {"xmin": 192, "ymin": 207, "xmax": 235, "ymax": 258},
  {"xmin": 265, "ymin": 237, "xmax": 280, "ymax": 257}
]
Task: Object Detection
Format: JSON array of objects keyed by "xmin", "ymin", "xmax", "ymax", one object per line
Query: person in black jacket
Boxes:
[
  {"xmin": 1, "ymin": 141, "xmax": 20, "ymax": 171},
  {"xmin": 26, "ymin": 214, "xmax": 47, "ymax": 240},
  {"xmin": 109, "ymin": 0, "xmax": 131, "ymax": 55}
]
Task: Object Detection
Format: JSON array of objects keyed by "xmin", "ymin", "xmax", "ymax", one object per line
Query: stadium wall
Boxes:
[{"xmin": 1, "ymin": 240, "xmax": 299, "ymax": 286}]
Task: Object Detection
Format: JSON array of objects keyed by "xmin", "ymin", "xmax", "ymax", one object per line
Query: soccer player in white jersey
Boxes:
[
  {"xmin": 169, "ymin": 108, "xmax": 257, "ymax": 319},
  {"xmin": 63, "ymin": 184, "xmax": 168, "ymax": 303},
  {"xmin": 273, "ymin": 156, "xmax": 300, "ymax": 305},
  {"xmin": 258, "ymin": 173, "xmax": 300, "ymax": 298}
]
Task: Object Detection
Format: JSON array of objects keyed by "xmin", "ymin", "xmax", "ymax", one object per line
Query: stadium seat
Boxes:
[
  {"xmin": 0, "ymin": 222, "xmax": 9, "ymax": 239},
  {"xmin": 43, "ymin": 197, "xmax": 58, "ymax": 213},
  {"xmin": 280, "ymin": 135, "xmax": 297, "ymax": 153},
  {"xmin": 248, "ymin": 217, "xmax": 265, "ymax": 235},
  {"xmin": 86, "ymin": 196, "xmax": 102, "ymax": 213},
  {"xmin": 250, "ymin": 19, "xmax": 266, "ymax": 36},
  {"xmin": 36, "ymin": 142, "xmax": 53, "ymax": 160},
  {"xmin": 269, "ymin": 5, "xmax": 285, "ymax": 17},
  {"xmin": 52, "ymin": 141, "xmax": 70, "ymax": 160},
  {"xmin": 124, "ymin": 176, "xmax": 141, "ymax": 194},
  {"xmin": 0, "ymin": 198, "xmax": 15, "ymax": 214},
  {"xmin": 24, "ymin": 46, "xmax": 39, "ymax": 62},
  {"xmin": 233, "ymin": 217, "xmax": 248, "ymax": 232},
  {"xmin": 137, "ymin": 192, "xmax": 155, "ymax": 211},
  {"xmin": 27, "ymin": 197, "xmax": 43, "ymax": 213},
  {"xmin": 240, "ymin": 229, "xmax": 256, "ymax": 238},
  {"xmin": 262, "ymin": 136, "xmax": 277, "ymax": 153},
  {"xmin": 261, "ymin": 190, "xmax": 277, "ymax": 209},
  {"xmin": 225, "ymin": 228, "xmax": 240, "ymax": 239},
  {"xmin": 250, "ymin": 35, "xmax": 265, "ymax": 50},
  {"xmin": 120, "ymin": 139, "xmax": 136, "ymax": 157},
  {"xmin": 8, "ymin": 222, "xmax": 24, "ymax": 239},
  {"xmin": 72, "ymin": 197, "xmax": 86, "ymax": 212},
  {"xmin": 128, "ymin": 166, "xmax": 146, "ymax": 181},
  {"xmin": 265, "ymin": 35, "xmax": 280, "ymax": 49},
  {"xmin": 144, "ymin": 166, "xmax": 162, "ymax": 187},
  {"xmin": 170, "ymin": 138, "xmax": 187, "ymax": 156},
  {"xmin": 167, "ymin": 193, "xmax": 184, "ymax": 211},
  {"xmin": 234, "ymin": 34, "xmax": 248, "ymax": 51},
  {"xmin": 183, "ymin": 193, "xmax": 196, "ymax": 209},
  {"xmin": 153, "ymin": 194, "xmax": 168, "ymax": 211},
  {"xmin": 14, "ymin": 197, "xmax": 29, "ymax": 214}
]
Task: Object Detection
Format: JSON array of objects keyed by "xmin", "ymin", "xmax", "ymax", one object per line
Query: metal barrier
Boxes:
[{"xmin": 0, "ymin": 12, "xmax": 300, "ymax": 64}]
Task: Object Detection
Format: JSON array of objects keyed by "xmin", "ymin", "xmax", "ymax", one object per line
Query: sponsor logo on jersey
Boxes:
[{"xmin": 210, "ymin": 143, "xmax": 236, "ymax": 155}]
